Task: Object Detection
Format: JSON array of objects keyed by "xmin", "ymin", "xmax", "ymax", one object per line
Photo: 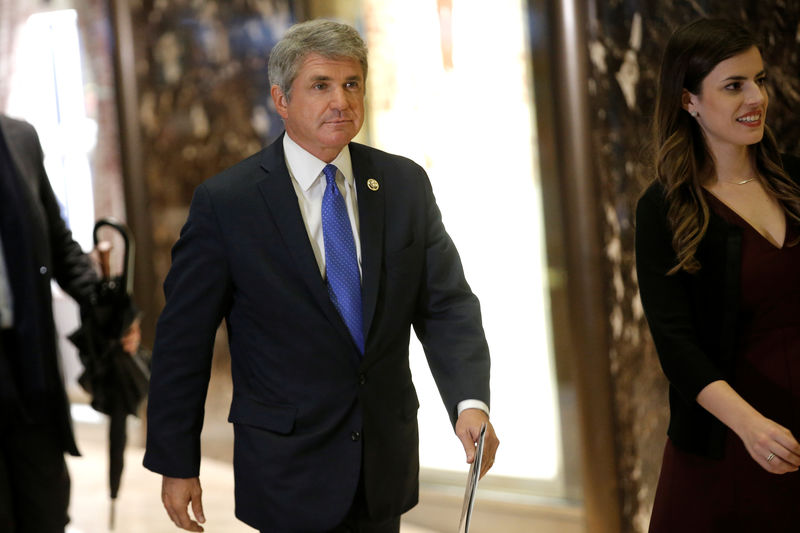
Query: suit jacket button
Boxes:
[
  {"xmin": 358, "ymin": 373, "xmax": 366, "ymax": 385},
  {"xmin": 39, "ymin": 266, "xmax": 47, "ymax": 275},
  {"xmin": 351, "ymin": 431, "xmax": 361, "ymax": 441}
]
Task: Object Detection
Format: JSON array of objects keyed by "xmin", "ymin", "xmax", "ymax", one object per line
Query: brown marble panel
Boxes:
[{"xmin": 128, "ymin": 0, "xmax": 296, "ymax": 462}]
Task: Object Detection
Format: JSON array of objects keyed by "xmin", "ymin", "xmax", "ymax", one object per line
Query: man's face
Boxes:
[{"xmin": 271, "ymin": 53, "xmax": 365, "ymax": 162}]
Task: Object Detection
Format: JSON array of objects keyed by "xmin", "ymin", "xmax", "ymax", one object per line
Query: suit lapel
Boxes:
[
  {"xmin": 256, "ymin": 137, "xmax": 356, "ymax": 350},
  {"xmin": 350, "ymin": 144, "xmax": 384, "ymax": 344}
]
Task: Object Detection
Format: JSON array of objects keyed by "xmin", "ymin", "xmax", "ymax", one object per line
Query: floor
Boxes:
[{"xmin": 64, "ymin": 407, "xmax": 440, "ymax": 533}]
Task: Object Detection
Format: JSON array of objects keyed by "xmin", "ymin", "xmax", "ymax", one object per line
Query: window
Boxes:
[
  {"xmin": 363, "ymin": 0, "xmax": 564, "ymax": 492},
  {"xmin": 6, "ymin": 9, "xmax": 96, "ymax": 250}
]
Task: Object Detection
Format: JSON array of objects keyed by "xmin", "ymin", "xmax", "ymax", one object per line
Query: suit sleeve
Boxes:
[
  {"xmin": 21, "ymin": 121, "xmax": 97, "ymax": 305},
  {"xmin": 412, "ymin": 173, "xmax": 490, "ymax": 426},
  {"xmin": 635, "ymin": 185, "xmax": 725, "ymax": 403},
  {"xmin": 143, "ymin": 183, "xmax": 232, "ymax": 478}
]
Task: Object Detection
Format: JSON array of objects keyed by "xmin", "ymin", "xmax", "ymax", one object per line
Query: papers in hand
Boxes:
[{"xmin": 457, "ymin": 422, "xmax": 487, "ymax": 533}]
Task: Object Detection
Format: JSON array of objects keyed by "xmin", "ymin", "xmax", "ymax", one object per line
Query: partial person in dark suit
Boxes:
[
  {"xmin": 0, "ymin": 114, "xmax": 142, "ymax": 533},
  {"xmin": 143, "ymin": 19, "xmax": 499, "ymax": 533},
  {"xmin": 0, "ymin": 113, "xmax": 96, "ymax": 533}
]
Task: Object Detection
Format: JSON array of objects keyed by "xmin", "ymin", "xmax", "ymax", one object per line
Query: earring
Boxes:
[{"xmin": 690, "ymin": 111, "xmax": 698, "ymax": 118}]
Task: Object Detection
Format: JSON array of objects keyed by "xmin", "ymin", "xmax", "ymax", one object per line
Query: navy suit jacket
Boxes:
[{"xmin": 143, "ymin": 135, "xmax": 490, "ymax": 532}]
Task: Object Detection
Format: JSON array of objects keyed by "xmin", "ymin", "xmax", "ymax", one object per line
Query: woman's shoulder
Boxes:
[
  {"xmin": 637, "ymin": 179, "xmax": 668, "ymax": 211},
  {"xmin": 780, "ymin": 153, "xmax": 800, "ymax": 182},
  {"xmin": 635, "ymin": 180, "xmax": 672, "ymax": 241}
]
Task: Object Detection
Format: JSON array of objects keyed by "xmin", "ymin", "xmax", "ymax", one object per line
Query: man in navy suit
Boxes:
[{"xmin": 143, "ymin": 19, "xmax": 498, "ymax": 533}]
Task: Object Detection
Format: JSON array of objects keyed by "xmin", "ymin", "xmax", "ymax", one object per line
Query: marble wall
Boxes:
[
  {"xmin": 126, "ymin": 0, "xmax": 297, "ymax": 461},
  {"xmin": 586, "ymin": 2, "xmax": 800, "ymax": 530},
  {"xmin": 130, "ymin": 0, "xmax": 295, "ymax": 297}
]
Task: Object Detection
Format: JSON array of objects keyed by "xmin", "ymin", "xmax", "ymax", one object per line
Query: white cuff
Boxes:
[{"xmin": 456, "ymin": 399, "xmax": 490, "ymax": 417}]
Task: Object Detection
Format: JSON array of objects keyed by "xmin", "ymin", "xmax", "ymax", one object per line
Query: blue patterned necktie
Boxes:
[{"xmin": 321, "ymin": 164, "xmax": 364, "ymax": 354}]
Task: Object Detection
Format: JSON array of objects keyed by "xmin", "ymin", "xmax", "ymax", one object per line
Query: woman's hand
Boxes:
[
  {"xmin": 735, "ymin": 411, "xmax": 800, "ymax": 474},
  {"xmin": 697, "ymin": 380, "xmax": 800, "ymax": 474}
]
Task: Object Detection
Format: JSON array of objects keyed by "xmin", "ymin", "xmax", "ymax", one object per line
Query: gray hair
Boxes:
[{"xmin": 268, "ymin": 19, "xmax": 368, "ymax": 100}]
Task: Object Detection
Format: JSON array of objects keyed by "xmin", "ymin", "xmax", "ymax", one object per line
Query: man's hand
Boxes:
[
  {"xmin": 120, "ymin": 317, "xmax": 142, "ymax": 355},
  {"xmin": 455, "ymin": 408, "xmax": 499, "ymax": 479},
  {"xmin": 161, "ymin": 476, "xmax": 206, "ymax": 531}
]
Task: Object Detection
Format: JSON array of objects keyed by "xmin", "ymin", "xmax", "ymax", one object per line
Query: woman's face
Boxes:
[{"xmin": 684, "ymin": 46, "xmax": 768, "ymax": 155}]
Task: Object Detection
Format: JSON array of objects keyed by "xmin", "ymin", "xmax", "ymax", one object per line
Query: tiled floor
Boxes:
[{"xmin": 65, "ymin": 411, "xmax": 439, "ymax": 533}]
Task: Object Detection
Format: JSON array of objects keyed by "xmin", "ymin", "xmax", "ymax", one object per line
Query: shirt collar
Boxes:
[{"xmin": 283, "ymin": 133, "xmax": 354, "ymax": 192}]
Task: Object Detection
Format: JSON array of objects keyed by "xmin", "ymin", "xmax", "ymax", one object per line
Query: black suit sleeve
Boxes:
[
  {"xmin": 144, "ymin": 183, "xmax": 233, "ymax": 478},
  {"xmin": 16, "ymin": 120, "xmax": 97, "ymax": 306},
  {"xmin": 412, "ymin": 173, "xmax": 490, "ymax": 425},
  {"xmin": 635, "ymin": 184, "xmax": 725, "ymax": 403}
]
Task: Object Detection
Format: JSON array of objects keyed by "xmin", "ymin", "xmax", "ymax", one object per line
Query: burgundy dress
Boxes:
[{"xmin": 649, "ymin": 192, "xmax": 800, "ymax": 532}]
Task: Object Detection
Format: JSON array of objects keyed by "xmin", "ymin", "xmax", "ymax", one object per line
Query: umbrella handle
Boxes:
[
  {"xmin": 97, "ymin": 241, "xmax": 112, "ymax": 279},
  {"xmin": 93, "ymin": 218, "xmax": 136, "ymax": 295}
]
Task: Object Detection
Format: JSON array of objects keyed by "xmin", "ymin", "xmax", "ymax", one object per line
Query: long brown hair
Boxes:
[{"xmin": 654, "ymin": 18, "xmax": 800, "ymax": 274}]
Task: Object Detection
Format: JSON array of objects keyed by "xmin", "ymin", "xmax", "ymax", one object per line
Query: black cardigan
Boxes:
[{"xmin": 635, "ymin": 154, "xmax": 800, "ymax": 458}]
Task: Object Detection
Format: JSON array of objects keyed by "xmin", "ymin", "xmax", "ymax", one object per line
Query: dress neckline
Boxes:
[{"xmin": 704, "ymin": 189, "xmax": 789, "ymax": 250}]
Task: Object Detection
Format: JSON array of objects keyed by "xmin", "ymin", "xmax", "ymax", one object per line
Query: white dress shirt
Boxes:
[
  {"xmin": 283, "ymin": 134, "xmax": 361, "ymax": 279},
  {"xmin": 282, "ymin": 134, "xmax": 488, "ymax": 418}
]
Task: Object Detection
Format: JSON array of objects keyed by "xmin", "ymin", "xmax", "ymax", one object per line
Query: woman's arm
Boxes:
[
  {"xmin": 635, "ymin": 184, "xmax": 724, "ymax": 401},
  {"xmin": 697, "ymin": 380, "xmax": 800, "ymax": 473}
]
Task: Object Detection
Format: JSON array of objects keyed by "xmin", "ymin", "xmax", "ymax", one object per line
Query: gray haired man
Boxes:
[{"xmin": 144, "ymin": 19, "xmax": 498, "ymax": 533}]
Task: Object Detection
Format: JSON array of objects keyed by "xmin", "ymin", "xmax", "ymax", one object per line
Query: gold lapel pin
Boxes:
[{"xmin": 367, "ymin": 178, "xmax": 380, "ymax": 191}]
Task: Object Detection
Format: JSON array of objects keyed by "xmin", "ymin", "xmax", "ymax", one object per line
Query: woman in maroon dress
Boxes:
[{"xmin": 636, "ymin": 18, "xmax": 800, "ymax": 532}]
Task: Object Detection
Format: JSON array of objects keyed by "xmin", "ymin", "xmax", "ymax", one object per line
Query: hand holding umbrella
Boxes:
[{"xmin": 68, "ymin": 218, "xmax": 151, "ymax": 529}]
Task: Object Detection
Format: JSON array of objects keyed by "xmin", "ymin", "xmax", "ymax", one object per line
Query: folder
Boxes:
[{"xmin": 457, "ymin": 422, "xmax": 486, "ymax": 533}]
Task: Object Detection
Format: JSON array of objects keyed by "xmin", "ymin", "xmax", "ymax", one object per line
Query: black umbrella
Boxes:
[{"xmin": 68, "ymin": 217, "xmax": 150, "ymax": 529}]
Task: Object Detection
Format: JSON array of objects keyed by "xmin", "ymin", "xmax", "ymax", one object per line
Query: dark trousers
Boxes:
[
  {"xmin": 329, "ymin": 468, "xmax": 401, "ymax": 533},
  {"xmin": 0, "ymin": 330, "xmax": 70, "ymax": 533},
  {"xmin": 259, "ymin": 470, "xmax": 401, "ymax": 533},
  {"xmin": 0, "ymin": 422, "xmax": 70, "ymax": 533}
]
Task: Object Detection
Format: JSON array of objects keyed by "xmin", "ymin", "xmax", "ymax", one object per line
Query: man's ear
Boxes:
[
  {"xmin": 271, "ymin": 85, "xmax": 289, "ymax": 120},
  {"xmin": 681, "ymin": 88, "xmax": 696, "ymax": 114}
]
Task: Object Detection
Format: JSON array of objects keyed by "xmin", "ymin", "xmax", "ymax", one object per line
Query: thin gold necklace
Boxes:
[{"xmin": 720, "ymin": 176, "xmax": 757, "ymax": 185}]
